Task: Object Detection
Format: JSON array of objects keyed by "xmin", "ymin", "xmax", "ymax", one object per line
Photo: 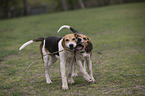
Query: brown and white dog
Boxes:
[
  {"xmin": 19, "ymin": 32, "xmax": 93, "ymax": 90},
  {"xmin": 58, "ymin": 25, "xmax": 95, "ymax": 82}
]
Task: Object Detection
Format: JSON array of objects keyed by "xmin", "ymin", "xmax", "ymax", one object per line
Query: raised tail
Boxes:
[
  {"xmin": 57, "ymin": 25, "xmax": 79, "ymax": 33},
  {"xmin": 19, "ymin": 37, "xmax": 44, "ymax": 51}
]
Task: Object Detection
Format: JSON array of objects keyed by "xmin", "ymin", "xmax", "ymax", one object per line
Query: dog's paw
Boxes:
[
  {"xmin": 92, "ymin": 77, "xmax": 95, "ymax": 83},
  {"xmin": 46, "ymin": 80, "xmax": 52, "ymax": 84},
  {"xmin": 62, "ymin": 85, "xmax": 69, "ymax": 90},
  {"xmin": 68, "ymin": 79, "xmax": 74, "ymax": 84},
  {"xmin": 84, "ymin": 75, "xmax": 93, "ymax": 82},
  {"xmin": 88, "ymin": 79, "xmax": 93, "ymax": 83}
]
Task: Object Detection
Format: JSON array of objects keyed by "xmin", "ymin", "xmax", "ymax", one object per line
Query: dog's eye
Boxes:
[
  {"xmin": 83, "ymin": 38, "xmax": 87, "ymax": 40},
  {"xmin": 87, "ymin": 38, "xmax": 89, "ymax": 40},
  {"xmin": 65, "ymin": 39, "xmax": 69, "ymax": 41},
  {"xmin": 72, "ymin": 38, "xmax": 75, "ymax": 41}
]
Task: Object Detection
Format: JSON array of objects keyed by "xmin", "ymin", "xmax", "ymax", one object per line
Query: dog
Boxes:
[
  {"xmin": 58, "ymin": 25, "xmax": 95, "ymax": 82},
  {"xmin": 19, "ymin": 32, "xmax": 93, "ymax": 90}
]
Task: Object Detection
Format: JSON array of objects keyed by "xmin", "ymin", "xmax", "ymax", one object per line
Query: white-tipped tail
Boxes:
[
  {"xmin": 57, "ymin": 25, "xmax": 71, "ymax": 33},
  {"xmin": 19, "ymin": 40, "xmax": 34, "ymax": 51}
]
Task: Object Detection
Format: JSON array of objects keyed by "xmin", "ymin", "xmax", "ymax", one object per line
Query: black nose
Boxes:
[
  {"xmin": 69, "ymin": 44, "xmax": 74, "ymax": 50},
  {"xmin": 77, "ymin": 38, "xmax": 82, "ymax": 42}
]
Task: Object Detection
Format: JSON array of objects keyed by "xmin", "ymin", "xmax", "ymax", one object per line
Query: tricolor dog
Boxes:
[
  {"xmin": 19, "ymin": 29, "xmax": 93, "ymax": 90},
  {"xmin": 58, "ymin": 25, "xmax": 95, "ymax": 82}
]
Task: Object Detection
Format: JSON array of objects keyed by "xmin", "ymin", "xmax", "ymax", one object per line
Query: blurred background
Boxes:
[{"xmin": 0, "ymin": 0, "xmax": 145, "ymax": 19}]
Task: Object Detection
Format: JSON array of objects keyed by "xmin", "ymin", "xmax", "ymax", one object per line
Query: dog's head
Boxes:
[
  {"xmin": 62, "ymin": 33, "xmax": 77, "ymax": 51},
  {"xmin": 75, "ymin": 34, "xmax": 93, "ymax": 53}
]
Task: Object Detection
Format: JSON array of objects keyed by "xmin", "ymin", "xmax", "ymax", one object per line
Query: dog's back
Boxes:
[{"xmin": 41, "ymin": 36, "xmax": 62, "ymax": 56}]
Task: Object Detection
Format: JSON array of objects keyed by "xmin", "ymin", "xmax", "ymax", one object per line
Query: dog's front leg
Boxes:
[
  {"xmin": 72, "ymin": 61, "xmax": 78, "ymax": 77},
  {"xmin": 83, "ymin": 60, "xmax": 86, "ymax": 71},
  {"xmin": 67, "ymin": 58, "xmax": 74, "ymax": 84},
  {"xmin": 60, "ymin": 53, "xmax": 68, "ymax": 90},
  {"xmin": 76, "ymin": 60, "xmax": 92, "ymax": 82},
  {"xmin": 86, "ymin": 58, "xmax": 95, "ymax": 82}
]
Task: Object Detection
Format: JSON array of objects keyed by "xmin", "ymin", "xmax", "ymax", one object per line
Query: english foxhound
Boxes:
[
  {"xmin": 19, "ymin": 33, "xmax": 93, "ymax": 90},
  {"xmin": 58, "ymin": 25, "xmax": 95, "ymax": 82}
]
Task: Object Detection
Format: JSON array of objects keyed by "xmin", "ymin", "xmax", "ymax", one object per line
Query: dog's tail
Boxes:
[
  {"xmin": 19, "ymin": 37, "xmax": 44, "ymax": 51},
  {"xmin": 57, "ymin": 25, "xmax": 80, "ymax": 33}
]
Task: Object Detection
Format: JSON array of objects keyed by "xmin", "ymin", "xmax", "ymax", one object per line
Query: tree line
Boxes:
[{"xmin": 0, "ymin": 0, "xmax": 144, "ymax": 19}]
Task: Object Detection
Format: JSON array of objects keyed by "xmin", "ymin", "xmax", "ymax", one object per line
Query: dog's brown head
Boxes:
[
  {"xmin": 75, "ymin": 34, "xmax": 93, "ymax": 53},
  {"xmin": 62, "ymin": 33, "xmax": 77, "ymax": 51}
]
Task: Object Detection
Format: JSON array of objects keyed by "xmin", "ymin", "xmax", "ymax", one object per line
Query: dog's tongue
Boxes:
[{"xmin": 76, "ymin": 46, "xmax": 82, "ymax": 50}]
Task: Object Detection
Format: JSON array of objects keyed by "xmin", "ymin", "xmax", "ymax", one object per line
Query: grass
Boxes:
[{"xmin": 0, "ymin": 2, "xmax": 145, "ymax": 96}]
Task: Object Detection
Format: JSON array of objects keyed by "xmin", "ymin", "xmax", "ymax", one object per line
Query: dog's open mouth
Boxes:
[
  {"xmin": 67, "ymin": 47, "xmax": 75, "ymax": 51},
  {"xmin": 75, "ymin": 44, "xmax": 84, "ymax": 51}
]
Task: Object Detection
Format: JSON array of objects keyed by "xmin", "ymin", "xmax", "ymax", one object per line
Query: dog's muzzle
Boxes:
[
  {"xmin": 68, "ymin": 44, "xmax": 75, "ymax": 51},
  {"xmin": 77, "ymin": 38, "xmax": 82, "ymax": 43},
  {"xmin": 75, "ymin": 44, "xmax": 84, "ymax": 51}
]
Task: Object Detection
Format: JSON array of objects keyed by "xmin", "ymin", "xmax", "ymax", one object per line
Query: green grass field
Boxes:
[{"xmin": 0, "ymin": 2, "xmax": 145, "ymax": 96}]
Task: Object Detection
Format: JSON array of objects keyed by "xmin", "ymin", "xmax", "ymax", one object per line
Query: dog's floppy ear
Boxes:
[
  {"xmin": 85, "ymin": 41, "xmax": 93, "ymax": 53},
  {"xmin": 62, "ymin": 38, "xmax": 68, "ymax": 50},
  {"xmin": 74, "ymin": 33, "xmax": 78, "ymax": 38},
  {"xmin": 62, "ymin": 38, "xmax": 65, "ymax": 48}
]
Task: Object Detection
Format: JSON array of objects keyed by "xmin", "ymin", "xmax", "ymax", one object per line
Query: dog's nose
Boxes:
[
  {"xmin": 77, "ymin": 38, "xmax": 82, "ymax": 42},
  {"xmin": 69, "ymin": 44, "xmax": 74, "ymax": 48},
  {"xmin": 69, "ymin": 44, "xmax": 74, "ymax": 50}
]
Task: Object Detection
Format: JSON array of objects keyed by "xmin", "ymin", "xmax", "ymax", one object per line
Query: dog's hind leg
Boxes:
[
  {"xmin": 42, "ymin": 39, "xmax": 57, "ymax": 84},
  {"xmin": 44, "ymin": 55, "xmax": 57, "ymax": 84},
  {"xmin": 43, "ymin": 54, "xmax": 51, "ymax": 84}
]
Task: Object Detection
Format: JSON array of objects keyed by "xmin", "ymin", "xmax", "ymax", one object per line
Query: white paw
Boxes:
[
  {"xmin": 84, "ymin": 75, "xmax": 93, "ymax": 82},
  {"xmin": 88, "ymin": 79, "xmax": 93, "ymax": 82},
  {"xmin": 92, "ymin": 77, "xmax": 95, "ymax": 83},
  {"xmin": 62, "ymin": 85, "xmax": 69, "ymax": 90},
  {"xmin": 46, "ymin": 80, "xmax": 52, "ymax": 84},
  {"xmin": 68, "ymin": 79, "xmax": 74, "ymax": 84}
]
